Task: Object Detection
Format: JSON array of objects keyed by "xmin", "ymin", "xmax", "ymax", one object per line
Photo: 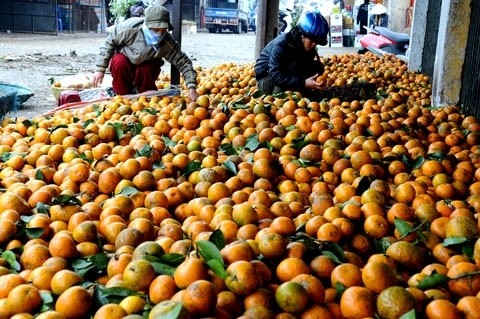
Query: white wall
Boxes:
[{"xmin": 388, "ymin": 0, "xmax": 411, "ymax": 32}]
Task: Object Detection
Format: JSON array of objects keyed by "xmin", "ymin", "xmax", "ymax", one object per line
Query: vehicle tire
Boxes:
[
  {"xmin": 242, "ymin": 22, "xmax": 248, "ymax": 33},
  {"xmin": 234, "ymin": 22, "xmax": 241, "ymax": 34},
  {"xmin": 208, "ymin": 27, "xmax": 216, "ymax": 33}
]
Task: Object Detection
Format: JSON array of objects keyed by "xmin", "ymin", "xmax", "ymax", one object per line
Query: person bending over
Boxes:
[
  {"xmin": 93, "ymin": 5, "xmax": 198, "ymax": 101},
  {"xmin": 254, "ymin": 11, "xmax": 329, "ymax": 97}
]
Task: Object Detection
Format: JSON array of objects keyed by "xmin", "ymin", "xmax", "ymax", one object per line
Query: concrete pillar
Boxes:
[
  {"xmin": 255, "ymin": 0, "xmax": 280, "ymax": 59},
  {"xmin": 387, "ymin": 0, "xmax": 410, "ymax": 32},
  {"xmin": 408, "ymin": 0, "xmax": 428, "ymax": 72},
  {"xmin": 432, "ymin": 0, "xmax": 471, "ymax": 107}
]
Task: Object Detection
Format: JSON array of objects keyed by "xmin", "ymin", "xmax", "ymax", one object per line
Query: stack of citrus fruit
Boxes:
[{"xmin": 0, "ymin": 52, "xmax": 479, "ymax": 319}]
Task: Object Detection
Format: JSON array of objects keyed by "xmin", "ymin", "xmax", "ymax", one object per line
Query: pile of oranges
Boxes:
[{"xmin": 0, "ymin": 51, "xmax": 480, "ymax": 319}]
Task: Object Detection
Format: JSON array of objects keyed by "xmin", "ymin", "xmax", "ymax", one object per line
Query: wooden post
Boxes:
[
  {"xmin": 255, "ymin": 0, "xmax": 280, "ymax": 59},
  {"xmin": 170, "ymin": 0, "xmax": 182, "ymax": 85}
]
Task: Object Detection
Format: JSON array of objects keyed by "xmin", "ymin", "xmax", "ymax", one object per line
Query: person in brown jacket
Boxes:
[{"xmin": 93, "ymin": 5, "xmax": 198, "ymax": 101}]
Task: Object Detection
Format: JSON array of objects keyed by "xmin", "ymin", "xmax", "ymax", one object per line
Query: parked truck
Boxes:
[{"xmin": 202, "ymin": 0, "xmax": 249, "ymax": 34}]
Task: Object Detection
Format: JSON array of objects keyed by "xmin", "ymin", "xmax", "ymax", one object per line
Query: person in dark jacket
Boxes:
[
  {"xmin": 254, "ymin": 11, "xmax": 329, "ymax": 97},
  {"xmin": 357, "ymin": 0, "xmax": 370, "ymax": 34},
  {"xmin": 93, "ymin": 5, "xmax": 198, "ymax": 101}
]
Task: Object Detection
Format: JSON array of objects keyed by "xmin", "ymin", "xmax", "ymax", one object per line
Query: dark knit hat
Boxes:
[{"xmin": 144, "ymin": 5, "xmax": 174, "ymax": 30}]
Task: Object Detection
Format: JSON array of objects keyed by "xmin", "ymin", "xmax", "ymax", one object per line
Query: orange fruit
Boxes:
[
  {"xmin": 244, "ymin": 287, "xmax": 273, "ymax": 309},
  {"xmin": 276, "ymin": 257, "xmax": 311, "ymax": 282},
  {"xmin": 256, "ymin": 230, "xmax": 288, "ymax": 259},
  {"xmin": 26, "ymin": 266, "xmax": 55, "ymax": 291},
  {"xmin": 71, "ymin": 220, "xmax": 97, "ymax": 243},
  {"xmin": 148, "ymin": 274, "xmax": 178, "ymax": 305},
  {"xmin": 363, "ymin": 214, "xmax": 389, "ymax": 239},
  {"xmin": 173, "ymin": 257, "xmax": 209, "ymax": 289},
  {"xmin": 425, "ymin": 299, "xmax": 461, "ymax": 319},
  {"xmin": 20, "ymin": 243, "xmax": 51, "ymax": 270},
  {"xmin": 252, "ymin": 158, "xmax": 276, "ymax": 179},
  {"xmin": 243, "ymin": 305, "xmax": 275, "ymax": 318},
  {"xmin": 393, "ymin": 182, "xmax": 416, "ymax": 204},
  {"xmin": 310, "ymin": 255, "xmax": 336, "ymax": 280},
  {"xmin": 291, "ymin": 274, "xmax": 325, "ymax": 305},
  {"xmin": 300, "ymin": 304, "xmax": 335, "ymax": 319},
  {"xmin": 225, "ymin": 260, "xmax": 259, "ymax": 295},
  {"xmin": 68, "ymin": 161, "xmax": 90, "ymax": 184},
  {"xmin": 457, "ymin": 296, "xmax": 480, "ymax": 319},
  {"xmin": 34, "ymin": 311, "xmax": 66, "ymax": 319},
  {"xmin": 361, "ymin": 260, "xmax": 398, "ymax": 293},
  {"xmin": 217, "ymin": 290, "xmax": 243, "ymax": 317},
  {"xmin": 148, "ymin": 300, "xmax": 189, "ymax": 319},
  {"xmin": 0, "ymin": 191, "xmax": 30, "ymax": 215},
  {"xmin": 316, "ymin": 222, "xmax": 342, "ymax": 243},
  {"xmin": 118, "ymin": 295, "xmax": 146, "ymax": 315},
  {"xmin": 0, "ymin": 219, "xmax": 17, "ymax": 245},
  {"xmin": 97, "ymin": 167, "xmax": 122, "ymax": 194},
  {"xmin": 114, "ymin": 227, "xmax": 144, "ymax": 250},
  {"xmin": 447, "ymin": 261, "xmax": 480, "ymax": 297},
  {"xmin": 50, "ymin": 269, "xmax": 83, "ymax": 295},
  {"xmin": 7, "ymin": 284, "xmax": 42, "ymax": 315},
  {"xmin": 93, "ymin": 303, "xmax": 128, "ymax": 319},
  {"xmin": 275, "ymin": 281, "xmax": 309, "ymax": 313},
  {"xmin": 331, "ymin": 263, "xmax": 362, "ymax": 288},
  {"xmin": 122, "ymin": 259, "xmax": 156, "ymax": 292},
  {"xmin": 385, "ymin": 240, "xmax": 425, "ymax": 270},
  {"xmin": 232, "ymin": 202, "xmax": 259, "ymax": 226},
  {"xmin": 0, "ymin": 274, "xmax": 27, "ymax": 299},
  {"xmin": 340, "ymin": 286, "xmax": 376, "ymax": 319},
  {"xmin": 48, "ymin": 233, "xmax": 78, "ymax": 260},
  {"xmin": 0, "ymin": 298, "xmax": 12, "ymax": 318},
  {"xmin": 286, "ymin": 241, "xmax": 308, "ymax": 259},
  {"xmin": 376, "ymin": 286, "xmax": 416, "ymax": 319},
  {"xmin": 445, "ymin": 215, "xmax": 479, "ymax": 239},
  {"xmin": 182, "ymin": 279, "xmax": 217, "ymax": 316},
  {"xmin": 221, "ymin": 240, "xmax": 255, "ymax": 264}
]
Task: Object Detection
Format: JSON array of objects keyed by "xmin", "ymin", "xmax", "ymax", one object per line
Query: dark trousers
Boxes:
[
  {"xmin": 256, "ymin": 76, "xmax": 282, "ymax": 95},
  {"xmin": 109, "ymin": 53, "xmax": 162, "ymax": 95}
]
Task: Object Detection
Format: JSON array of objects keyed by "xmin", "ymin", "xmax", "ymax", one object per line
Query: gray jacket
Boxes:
[{"xmin": 96, "ymin": 17, "xmax": 197, "ymax": 88}]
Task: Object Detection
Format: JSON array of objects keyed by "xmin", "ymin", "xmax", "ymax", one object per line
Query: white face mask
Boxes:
[{"xmin": 142, "ymin": 23, "xmax": 166, "ymax": 50}]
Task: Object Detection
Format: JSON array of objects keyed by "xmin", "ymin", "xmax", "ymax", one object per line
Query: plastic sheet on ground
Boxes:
[{"xmin": 0, "ymin": 82, "xmax": 34, "ymax": 117}]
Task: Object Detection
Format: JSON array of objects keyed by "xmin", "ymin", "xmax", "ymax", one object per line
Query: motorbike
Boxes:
[
  {"xmin": 358, "ymin": 26, "xmax": 410, "ymax": 62},
  {"xmin": 277, "ymin": 10, "xmax": 289, "ymax": 34}
]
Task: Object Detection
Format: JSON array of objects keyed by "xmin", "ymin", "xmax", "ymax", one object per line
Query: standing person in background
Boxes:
[
  {"xmin": 254, "ymin": 11, "xmax": 329, "ymax": 97},
  {"xmin": 56, "ymin": 5, "xmax": 63, "ymax": 32},
  {"xmin": 92, "ymin": 5, "xmax": 198, "ymax": 101},
  {"xmin": 129, "ymin": 0, "xmax": 145, "ymax": 18},
  {"xmin": 357, "ymin": 0, "xmax": 370, "ymax": 34},
  {"xmin": 369, "ymin": 3, "xmax": 388, "ymax": 27},
  {"xmin": 105, "ymin": 0, "xmax": 113, "ymax": 26}
]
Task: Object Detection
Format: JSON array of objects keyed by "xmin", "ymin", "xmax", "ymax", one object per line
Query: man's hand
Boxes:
[
  {"xmin": 188, "ymin": 88, "xmax": 199, "ymax": 102},
  {"xmin": 92, "ymin": 71, "xmax": 105, "ymax": 87},
  {"xmin": 305, "ymin": 74, "xmax": 325, "ymax": 91}
]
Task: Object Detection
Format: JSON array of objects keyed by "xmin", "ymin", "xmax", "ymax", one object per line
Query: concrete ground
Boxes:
[{"xmin": 0, "ymin": 30, "xmax": 359, "ymax": 62}]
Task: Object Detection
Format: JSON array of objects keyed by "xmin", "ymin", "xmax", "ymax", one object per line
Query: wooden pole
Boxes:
[
  {"xmin": 170, "ymin": 0, "xmax": 182, "ymax": 85},
  {"xmin": 255, "ymin": 0, "xmax": 280, "ymax": 59}
]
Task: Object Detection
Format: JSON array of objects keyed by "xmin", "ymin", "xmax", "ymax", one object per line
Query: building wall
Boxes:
[{"xmin": 388, "ymin": 0, "xmax": 410, "ymax": 32}]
